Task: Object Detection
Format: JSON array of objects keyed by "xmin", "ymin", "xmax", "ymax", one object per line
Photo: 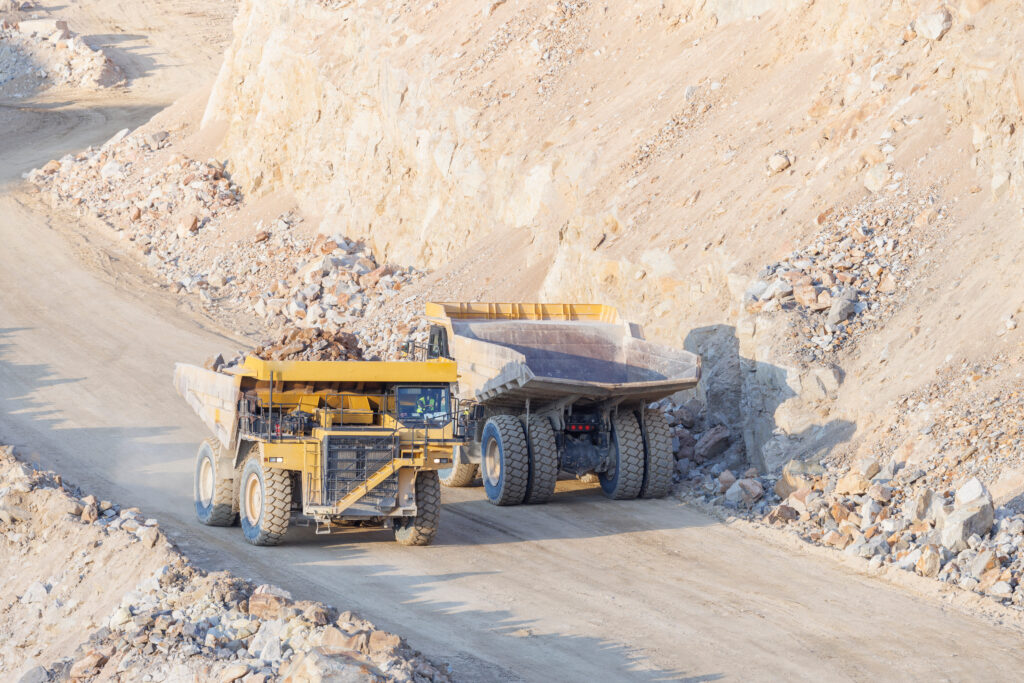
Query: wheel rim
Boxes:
[
  {"xmin": 484, "ymin": 438, "xmax": 501, "ymax": 486},
  {"xmin": 245, "ymin": 472, "xmax": 262, "ymax": 525},
  {"xmin": 199, "ymin": 457, "xmax": 214, "ymax": 506}
]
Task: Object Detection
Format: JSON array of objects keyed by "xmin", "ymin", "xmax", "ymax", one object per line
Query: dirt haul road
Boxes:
[{"xmin": 4, "ymin": 3, "xmax": 1024, "ymax": 682}]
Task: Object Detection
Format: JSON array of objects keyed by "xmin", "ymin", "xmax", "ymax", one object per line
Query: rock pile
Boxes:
[
  {"xmin": 56, "ymin": 568, "xmax": 447, "ymax": 682},
  {"xmin": 0, "ymin": 446, "xmax": 449, "ymax": 682},
  {"xmin": 760, "ymin": 459, "xmax": 1024, "ymax": 605},
  {"xmin": 0, "ymin": 20, "xmax": 123, "ymax": 97},
  {"xmin": 673, "ymin": 436, "xmax": 1024, "ymax": 610},
  {"xmin": 253, "ymin": 327, "xmax": 363, "ymax": 362},
  {"xmin": 29, "ymin": 129, "xmax": 430, "ymax": 356},
  {"xmin": 875, "ymin": 354, "xmax": 1024, "ymax": 497},
  {"xmin": 743, "ymin": 191, "xmax": 944, "ymax": 362},
  {"xmin": 648, "ymin": 397, "xmax": 744, "ymax": 476}
]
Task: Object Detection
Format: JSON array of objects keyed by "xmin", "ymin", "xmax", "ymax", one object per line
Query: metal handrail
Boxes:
[{"xmin": 237, "ymin": 391, "xmax": 479, "ymax": 443}]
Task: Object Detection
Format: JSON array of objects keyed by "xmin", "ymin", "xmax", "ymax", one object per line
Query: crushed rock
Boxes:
[{"xmin": 0, "ymin": 20, "xmax": 123, "ymax": 97}]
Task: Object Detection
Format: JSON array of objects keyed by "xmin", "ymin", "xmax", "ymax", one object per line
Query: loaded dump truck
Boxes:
[
  {"xmin": 420, "ymin": 303, "xmax": 701, "ymax": 504},
  {"xmin": 174, "ymin": 356, "xmax": 471, "ymax": 546}
]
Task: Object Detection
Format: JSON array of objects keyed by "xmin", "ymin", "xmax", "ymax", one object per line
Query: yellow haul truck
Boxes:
[
  {"xmin": 420, "ymin": 303, "xmax": 702, "ymax": 505},
  {"xmin": 173, "ymin": 356, "xmax": 470, "ymax": 546}
]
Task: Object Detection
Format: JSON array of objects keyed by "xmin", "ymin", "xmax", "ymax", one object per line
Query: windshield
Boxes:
[{"xmin": 395, "ymin": 386, "xmax": 450, "ymax": 425}]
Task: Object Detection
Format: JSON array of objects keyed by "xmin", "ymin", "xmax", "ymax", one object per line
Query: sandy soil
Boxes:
[{"xmin": 4, "ymin": 1, "xmax": 1024, "ymax": 681}]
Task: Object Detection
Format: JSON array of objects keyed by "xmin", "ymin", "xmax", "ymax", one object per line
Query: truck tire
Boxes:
[
  {"xmin": 194, "ymin": 438, "xmax": 237, "ymax": 526},
  {"xmin": 480, "ymin": 415, "xmax": 529, "ymax": 505},
  {"xmin": 639, "ymin": 408, "xmax": 674, "ymax": 499},
  {"xmin": 439, "ymin": 447, "xmax": 478, "ymax": 487},
  {"xmin": 238, "ymin": 455, "xmax": 291, "ymax": 546},
  {"xmin": 600, "ymin": 411, "xmax": 644, "ymax": 500},
  {"xmin": 521, "ymin": 414, "xmax": 558, "ymax": 504},
  {"xmin": 394, "ymin": 470, "xmax": 441, "ymax": 546}
]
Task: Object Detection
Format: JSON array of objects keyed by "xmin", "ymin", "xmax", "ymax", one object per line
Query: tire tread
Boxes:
[
  {"xmin": 521, "ymin": 415, "xmax": 559, "ymax": 504},
  {"xmin": 395, "ymin": 471, "xmax": 441, "ymax": 546},
  {"xmin": 639, "ymin": 409, "xmax": 674, "ymax": 499}
]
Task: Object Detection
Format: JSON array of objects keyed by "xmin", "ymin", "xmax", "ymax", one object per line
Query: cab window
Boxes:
[{"xmin": 395, "ymin": 386, "xmax": 450, "ymax": 424}]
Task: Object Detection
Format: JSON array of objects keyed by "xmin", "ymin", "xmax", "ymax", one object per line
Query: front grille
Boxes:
[{"xmin": 323, "ymin": 434, "xmax": 398, "ymax": 512}]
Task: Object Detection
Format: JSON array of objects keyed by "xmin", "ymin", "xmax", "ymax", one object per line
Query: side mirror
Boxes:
[{"xmin": 401, "ymin": 341, "xmax": 411, "ymax": 355}]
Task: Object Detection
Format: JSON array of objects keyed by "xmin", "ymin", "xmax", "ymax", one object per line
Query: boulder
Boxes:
[
  {"xmin": 15, "ymin": 667, "xmax": 49, "ymax": 683},
  {"xmin": 835, "ymin": 471, "xmax": 870, "ymax": 496},
  {"xmin": 248, "ymin": 585, "xmax": 293, "ymax": 620},
  {"xmin": 969, "ymin": 550, "xmax": 998, "ymax": 580},
  {"xmin": 319, "ymin": 625, "xmax": 368, "ymax": 655},
  {"xmin": 69, "ymin": 652, "xmax": 108, "ymax": 679},
  {"xmin": 855, "ymin": 458, "xmax": 880, "ymax": 479},
  {"xmin": 915, "ymin": 8, "xmax": 952, "ymax": 40},
  {"xmin": 694, "ymin": 425, "xmax": 730, "ymax": 462},
  {"xmin": 767, "ymin": 153, "xmax": 791, "ymax": 174},
  {"xmin": 940, "ymin": 500, "xmax": 994, "ymax": 553},
  {"xmin": 916, "ymin": 544, "xmax": 943, "ymax": 577},
  {"xmin": 765, "ymin": 504, "xmax": 798, "ymax": 525},
  {"xmin": 217, "ymin": 664, "xmax": 250, "ymax": 683},
  {"xmin": 826, "ymin": 297, "xmax": 857, "ymax": 326},
  {"xmin": 20, "ymin": 581, "xmax": 48, "ymax": 604},
  {"xmin": 954, "ymin": 477, "xmax": 990, "ymax": 507},
  {"xmin": 672, "ymin": 405, "xmax": 697, "ymax": 429},
  {"xmin": 674, "ymin": 427, "xmax": 696, "ymax": 460},
  {"xmin": 16, "ymin": 18, "xmax": 68, "ymax": 36},
  {"xmin": 863, "ymin": 163, "xmax": 889, "ymax": 192},
  {"xmin": 903, "ymin": 488, "xmax": 933, "ymax": 522},
  {"xmin": 81, "ymin": 503, "xmax": 99, "ymax": 523},
  {"xmin": 280, "ymin": 648, "xmax": 383, "ymax": 683},
  {"xmin": 897, "ymin": 547, "xmax": 922, "ymax": 571},
  {"xmin": 774, "ymin": 458, "xmax": 824, "ymax": 499},
  {"xmin": 368, "ymin": 630, "xmax": 402, "ymax": 657},
  {"xmin": 866, "ymin": 484, "xmax": 892, "ymax": 503},
  {"xmin": 725, "ymin": 478, "xmax": 763, "ymax": 506}
]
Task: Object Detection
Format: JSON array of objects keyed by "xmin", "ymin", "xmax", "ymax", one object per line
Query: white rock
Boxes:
[
  {"xmin": 20, "ymin": 581, "xmax": 48, "ymax": 604},
  {"xmin": 864, "ymin": 163, "xmax": 889, "ymax": 193},
  {"xmin": 955, "ymin": 477, "xmax": 990, "ymax": 508},
  {"xmin": 915, "ymin": 9, "xmax": 952, "ymax": 41}
]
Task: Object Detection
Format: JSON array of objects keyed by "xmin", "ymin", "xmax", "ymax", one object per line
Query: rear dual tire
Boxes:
[
  {"xmin": 480, "ymin": 415, "xmax": 530, "ymax": 505},
  {"xmin": 599, "ymin": 412, "xmax": 645, "ymax": 499},
  {"xmin": 639, "ymin": 408, "xmax": 674, "ymax": 499}
]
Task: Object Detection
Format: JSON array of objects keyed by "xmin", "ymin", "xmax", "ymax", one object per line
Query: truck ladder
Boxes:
[{"xmin": 332, "ymin": 457, "xmax": 416, "ymax": 514}]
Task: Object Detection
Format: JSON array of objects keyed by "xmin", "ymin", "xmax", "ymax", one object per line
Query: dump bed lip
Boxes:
[
  {"xmin": 475, "ymin": 371, "xmax": 701, "ymax": 405},
  {"xmin": 236, "ymin": 356, "xmax": 458, "ymax": 383}
]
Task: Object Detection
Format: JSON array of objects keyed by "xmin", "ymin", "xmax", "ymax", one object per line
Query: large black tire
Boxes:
[
  {"xmin": 639, "ymin": 408, "xmax": 674, "ymax": 499},
  {"xmin": 600, "ymin": 411, "xmax": 645, "ymax": 500},
  {"xmin": 521, "ymin": 414, "xmax": 559, "ymax": 504},
  {"xmin": 439, "ymin": 446, "xmax": 479, "ymax": 487},
  {"xmin": 480, "ymin": 415, "xmax": 529, "ymax": 506},
  {"xmin": 194, "ymin": 439, "xmax": 237, "ymax": 526},
  {"xmin": 394, "ymin": 471, "xmax": 441, "ymax": 546},
  {"xmin": 238, "ymin": 455, "xmax": 291, "ymax": 546}
]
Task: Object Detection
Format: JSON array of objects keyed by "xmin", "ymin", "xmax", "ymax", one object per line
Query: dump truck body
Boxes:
[
  {"xmin": 423, "ymin": 302, "xmax": 700, "ymax": 504},
  {"xmin": 175, "ymin": 356, "xmax": 469, "ymax": 545}
]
